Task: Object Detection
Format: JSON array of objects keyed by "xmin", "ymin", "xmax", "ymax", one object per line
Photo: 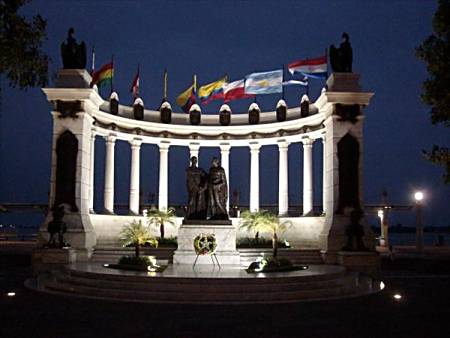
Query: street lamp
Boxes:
[
  {"xmin": 414, "ymin": 191, "xmax": 424, "ymax": 253},
  {"xmin": 378, "ymin": 209, "xmax": 386, "ymax": 246}
]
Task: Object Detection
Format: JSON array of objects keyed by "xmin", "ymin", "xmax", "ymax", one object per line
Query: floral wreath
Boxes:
[{"xmin": 193, "ymin": 233, "xmax": 217, "ymax": 255}]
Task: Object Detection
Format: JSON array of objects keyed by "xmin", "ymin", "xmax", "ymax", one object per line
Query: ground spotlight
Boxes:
[
  {"xmin": 393, "ymin": 293, "xmax": 402, "ymax": 300},
  {"xmin": 7, "ymin": 292, "xmax": 16, "ymax": 297}
]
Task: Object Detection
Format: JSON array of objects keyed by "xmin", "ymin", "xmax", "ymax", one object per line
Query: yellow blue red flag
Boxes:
[
  {"xmin": 176, "ymin": 75, "xmax": 197, "ymax": 113},
  {"xmin": 198, "ymin": 75, "xmax": 227, "ymax": 105}
]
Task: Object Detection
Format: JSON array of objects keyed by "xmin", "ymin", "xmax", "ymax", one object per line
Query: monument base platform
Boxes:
[
  {"xmin": 31, "ymin": 247, "xmax": 77, "ymax": 276},
  {"xmin": 173, "ymin": 221, "xmax": 240, "ymax": 265}
]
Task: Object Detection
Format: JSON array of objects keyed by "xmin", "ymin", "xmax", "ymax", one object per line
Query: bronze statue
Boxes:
[
  {"xmin": 208, "ymin": 157, "xmax": 229, "ymax": 220},
  {"xmin": 61, "ymin": 28, "xmax": 87, "ymax": 69},
  {"xmin": 342, "ymin": 208, "xmax": 367, "ymax": 251},
  {"xmin": 186, "ymin": 156, "xmax": 208, "ymax": 219},
  {"xmin": 47, "ymin": 204, "xmax": 68, "ymax": 248},
  {"xmin": 329, "ymin": 32, "xmax": 353, "ymax": 73}
]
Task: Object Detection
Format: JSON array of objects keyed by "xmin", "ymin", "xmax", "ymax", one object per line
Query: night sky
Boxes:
[{"xmin": 1, "ymin": 0, "xmax": 448, "ymax": 227}]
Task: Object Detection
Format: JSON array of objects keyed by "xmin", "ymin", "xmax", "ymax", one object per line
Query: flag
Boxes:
[
  {"xmin": 282, "ymin": 79, "xmax": 308, "ymax": 86},
  {"xmin": 198, "ymin": 75, "xmax": 227, "ymax": 105},
  {"xmin": 245, "ymin": 70, "xmax": 283, "ymax": 94},
  {"xmin": 176, "ymin": 76, "xmax": 196, "ymax": 113},
  {"xmin": 130, "ymin": 65, "xmax": 140, "ymax": 98},
  {"xmin": 288, "ymin": 55, "xmax": 327, "ymax": 79},
  {"xmin": 91, "ymin": 62, "xmax": 113, "ymax": 87},
  {"xmin": 223, "ymin": 79, "xmax": 255, "ymax": 103}
]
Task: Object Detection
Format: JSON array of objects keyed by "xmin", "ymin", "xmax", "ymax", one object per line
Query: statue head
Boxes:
[
  {"xmin": 342, "ymin": 32, "xmax": 349, "ymax": 42},
  {"xmin": 190, "ymin": 156, "xmax": 198, "ymax": 167},
  {"xmin": 211, "ymin": 157, "xmax": 220, "ymax": 167}
]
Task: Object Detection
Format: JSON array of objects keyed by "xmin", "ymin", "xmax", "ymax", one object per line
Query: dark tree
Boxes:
[
  {"xmin": 0, "ymin": 0, "xmax": 48, "ymax": 89},
  {"xmin": 416, "ymin": 0, "xmax": 450, "ymax": 183}
]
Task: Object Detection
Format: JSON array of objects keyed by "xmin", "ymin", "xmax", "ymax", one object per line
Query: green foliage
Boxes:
[
  {"xmin": 416, "ymin": 0, "xmax": 450, "ymax": 183},
  {"xmin": 0, "ymin": 0, "xmax": 48, "ymax": 89},
  {"xmin": 237, "ymin": 237, "xmax": 289, "ymax": 248},
  {"xmin": 119, "ymin": 220, "xmax": 157, "ymax": 257},
  {"xmin": 155, "ymin": 236, "xmax": 177, "ymax": 247},
  {"xmin": 118, "ymin": 255, "xmax": 152, "ymax": 268},
  {"xmin": 240, "ymin": 210, "xmax": 292, "ymax": 257},
  {"xmin": 147, "ymin": 207, "xmax": 176, "ymax": 239}
]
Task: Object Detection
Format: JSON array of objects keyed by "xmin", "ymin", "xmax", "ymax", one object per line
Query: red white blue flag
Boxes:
[{"xmin": 288, "ymin": 55, "xmax": 327, "ymax": 79}]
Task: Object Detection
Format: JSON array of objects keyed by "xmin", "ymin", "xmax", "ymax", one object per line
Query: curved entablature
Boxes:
[
  {"xmin": 92, "ymin": 105, "xmax": 326, "ymax": 147},
  {"xmin": 98, "ymin": 101, "xmax": 319, "ymax": 126}
]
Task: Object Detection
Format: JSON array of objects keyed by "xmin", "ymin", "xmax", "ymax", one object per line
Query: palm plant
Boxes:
[
  {"xmin": 119, "ymin": 220, "xmax": 157, "ymax": 258},
  {"xmin": 240, "ymin": 210, "xmax": 291, "ymax": 258},
  {"xmin": 147, "ymin": 207, "xmax": 176, "ymax": 239}
]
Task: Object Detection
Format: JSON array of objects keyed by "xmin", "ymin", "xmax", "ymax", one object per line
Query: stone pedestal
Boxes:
[
  {"xmin": 32, "ymin": 247, "xmax": 77, "ymax": 276},
  {"xmin": 336, "ymin": 251, "xmax": 380, "ymax": 276},
  {"xmin": 173, "ymin": 221, "xmax": 240, "ymax": 265}
]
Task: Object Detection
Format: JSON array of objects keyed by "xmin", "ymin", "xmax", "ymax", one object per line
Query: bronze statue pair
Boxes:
[{"xmin": 186, "ymin": 156, "xmax": 228, "ymax": 220}]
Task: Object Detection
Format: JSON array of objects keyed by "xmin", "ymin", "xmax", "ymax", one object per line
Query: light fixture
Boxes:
[
  {"xmin": 377, "ymin": 210, "xmax": 384, "ymax": 218},
  {"xmin": 7, "ymin": 292, "xmax": 15, "ymax": 297},
  {"xmin": 393, "ymin": 294, "xmax": 402, "ymax": 300},
  {"xmin": 380, "ymin": 281, "xmax": 385, "ymax": 290},
  {"xmin": 414, "ymin": 191, "xmax": 424, "ymax": 202}
]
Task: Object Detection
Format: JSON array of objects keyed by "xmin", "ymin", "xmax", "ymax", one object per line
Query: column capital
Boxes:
[
  {"xmin": 129, "ymin": 138, "xmax": 143, "ymax": 148},
  {"xmin": 91, "ymin": 128, "xmax": 97, "ymax": 139},
  {"xmin": 159, "ymin": 141, "xmax": 170, "ymax": 152},
  {"xmin": 277, "ymin": 140, "xmax": 289, "ymax": 150},
  {"xmin": 104, "ymin": 134, "xmax": 116, "ymax": 145},
  {"xmin": 220, "ymin": 143, "xmax": 231, "ymax": 152},
  {"xmin": 301, "ymin": 137, "xmax": 314, "ymax": 147},
  {"xmin": 249, "ymin": 142, "xmax": 261, "ymax": 152},
  {"xmin": 188, "ymin": 142, "xmax": 201, "ymax": 152}
]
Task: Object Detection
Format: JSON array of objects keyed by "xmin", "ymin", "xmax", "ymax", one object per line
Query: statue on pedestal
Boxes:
[
  {"xmin": 208, "ymin": 157, "xmax": 229, "ymax": 220},
  {"xmin": 47, "ymin": 204, "xmax": 68, "ymax": 248},
  {"xmin": 61, "ymin": 28, "xmax": 86, "ymax": 69},
  {"xmin": 186, "ymin": 156, "xmax": 208, "ymax": 220},
  {"xmin": 329, "ymin": 32, "xmax": 353, "ymax": 73}
]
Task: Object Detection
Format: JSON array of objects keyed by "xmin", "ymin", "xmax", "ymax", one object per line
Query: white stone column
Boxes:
[
  {"xmin": 158, "ymin": 142, "xmax": 170, "ymax": 211},
  {"xmin": 278, "ymin": 141, "xmax": 289, "ymax": 216},
  {"xmin": 220, "ymin": 143, "xmax": 231, "ymax": 210},
  {"xmin": 89, "ymin": 131, "xmax": 96, "ymax": 213},
  {"xmin": 322, "ymin": 136, "xmax": 326, "ymax": 214},
  {"xmin": 189, "ymin": 143, "xmax": 200, "ymax": 160},
  {"xmin": 129, "ymin": 139, "xmax": 142, "ymax": 215},
  {"xmin": 302, "ymin": 138, "xmax": 314, "ymax": 216},
  {"xmin": 104, "ymin": 134, "xmax": 116, "ymax": 214},
  {"xmin": 249, "ymin": 143, "xmax": 261, "ymax": 212}
]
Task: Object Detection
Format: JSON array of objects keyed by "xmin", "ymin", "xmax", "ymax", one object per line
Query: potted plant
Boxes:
[
  {"xmin": 147, "ymin": 207, "xmax": 176, "ymax": 240},
  {"xmin": 119, "ymin": 220, "xmax": 158, "ymax": 259},
  {"xmin": 240, "ymin": 210, "xmax": 291, "ymax": 259}
]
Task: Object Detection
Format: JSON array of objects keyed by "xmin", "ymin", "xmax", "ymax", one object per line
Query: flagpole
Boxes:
[
  {"xmin": 305, "ymin": 56, "xmax": 309, "ymax": 97},
  {"xmin": 282, "ymin": 64, "xmax": 285, "ymax": 100},
  {"xmin": 111, "ymin": 54, "xmax": 114, "ymax": 94},
  {"xmin": 193, "ymin": 74, "xmax": 197, "ymax": 94},
  {"xmin": 325, "ymin": 48, "xmax": 328, "ymax": 79},
  {"xmin": 163, "ymin": 68, "xmax": 168, "ymax": 100},
  {"xmin": 91, "ymin": 45, "xmax": 95, "ymax": 75}
]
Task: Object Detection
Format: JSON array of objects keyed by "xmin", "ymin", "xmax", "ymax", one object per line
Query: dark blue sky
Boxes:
[{"xmin": 1, "ymin": 0, "xmax": 449, "ymax": 227}]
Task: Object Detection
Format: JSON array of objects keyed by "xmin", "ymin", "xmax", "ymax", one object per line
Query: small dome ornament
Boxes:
[
  {"xmin": 276, "ymin": 99, "xmax": 287, "ymax": 122},
  {"xmin": 248, "ymin": 102, "xmax": 260, "ymax": 125},
  {"xmin": 189, "ymin": 104, "xmax": 201, "ymax": 113},
  {"xmin": 110, "ymin": 91, "xmax": 119, "ymax": 101},
  {"xmin": 160, "ymin": 101, "xmax": 172, "ymax": 110},
  {"xmin": 219, "ymin": 104, "xmax": 232, "ymax": 126},
  {"xmin": 134, "ymin": 97, "xmax": 144, "ymax": 106},
  {"xmin": 189, "ymin": 104, "xmax": 201, "ymax": 125}
]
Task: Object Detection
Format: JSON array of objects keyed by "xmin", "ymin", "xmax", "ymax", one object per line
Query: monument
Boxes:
[{"xmin": 173, "ymin": 157, "xmax": 240, "ymax": 265}]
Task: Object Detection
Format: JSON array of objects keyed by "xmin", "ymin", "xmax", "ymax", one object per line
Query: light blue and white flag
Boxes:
[{"xmin": 245, "ymin": 70, "xmax": 283, "ymax": 95}]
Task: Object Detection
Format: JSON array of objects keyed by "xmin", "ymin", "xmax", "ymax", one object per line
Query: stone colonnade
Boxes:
[{"xmin": 92, "ymin": 134, "xmax": 325, "ymax": 216}]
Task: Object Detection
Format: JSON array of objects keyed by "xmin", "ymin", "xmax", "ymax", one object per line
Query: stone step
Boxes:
[
  {"xmin": 43, "ymin": 275, "xmax": 358, "ymax": 304},
  {"xmin": 55, "ymin": 274, "xmax": 355, "ymax": 294}
]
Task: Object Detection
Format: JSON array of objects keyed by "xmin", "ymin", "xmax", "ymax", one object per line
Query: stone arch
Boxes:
[
  {"xmin": 337, "ymin": 133, "xmax": 360, "ymax": 213},
  {"xmin": 54, "ymin": 130, "xmax": 79, "ymax": 211}
]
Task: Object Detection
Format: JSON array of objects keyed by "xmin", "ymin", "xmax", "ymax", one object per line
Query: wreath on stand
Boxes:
[{"xmin": 193, "ymin": 233, "xmax": 217, "ymax": 255}]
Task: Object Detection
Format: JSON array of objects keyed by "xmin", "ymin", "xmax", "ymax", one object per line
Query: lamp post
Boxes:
[
  {"xmin": 414, "ymin": 191, "xmax": 424, "ymax": 253},
  {"xmin": 378, "ymin": 209, "xmax": 386, "ymax": 246}
]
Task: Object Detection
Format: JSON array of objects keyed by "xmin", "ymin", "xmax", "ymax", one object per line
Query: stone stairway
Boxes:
[{"xmin": 33, "ymin": 263, "xmax": 381, "ymax": 304}]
